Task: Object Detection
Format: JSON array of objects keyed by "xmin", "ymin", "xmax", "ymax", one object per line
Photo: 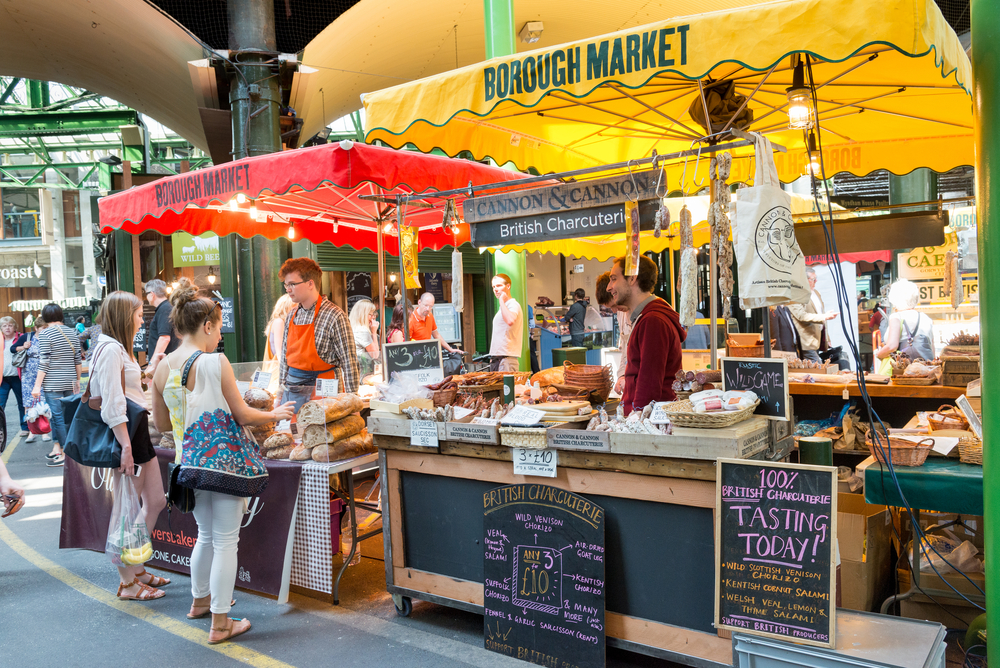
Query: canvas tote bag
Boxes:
[{"xmin": 733, "ymin": 133, "xmax": 812, "ymax": 308}]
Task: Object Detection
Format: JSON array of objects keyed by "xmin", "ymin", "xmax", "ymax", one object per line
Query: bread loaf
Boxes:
[
  {"xmin": 297, "ymin": 394, "xmax": 364, "ymax": 427},
  {"xmin": 289, "ymin": 444, "xmax": 314, "ymax": 461},
  {"xmin": 248, "ymin": 422, "xmax": 276, "ymax": 445},
  {"xmin": 243, "ymin": 388, "xmax": 274, "ymax": 410},
  {"xmin": 530, "ymin": 367, "xmax": 564, "ymax": 388},
  {"xmin": 264, "ymin": 443, "xmax": 295, "ymax": 460},
  {"xmin": 311, "ymin": 430, "xmax": 375, "ymax": 462},
  {"xmin": 302, "ymin": 415, "xmax": 365, "ymax": 448},
  {"xmin": 261, "ymin": 433, "xmax": 292, "ymax": 452}
]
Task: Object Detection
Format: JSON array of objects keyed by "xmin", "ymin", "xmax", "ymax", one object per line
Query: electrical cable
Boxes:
[{"xmin": 802, "ymin": 55, "xmax": 985, "ymax": 613}]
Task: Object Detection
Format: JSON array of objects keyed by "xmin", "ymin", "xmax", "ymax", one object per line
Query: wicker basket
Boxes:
[
  {"xmin": 927, "ymin": 405, "xmax": 970, "ymax": 432},
  {"xmin": 431, "ymin": 386, "xmax": 458, "ymax": 408},
  {"xmin": 867, "ymin": 436, "xmax": 933, "ymax": 467},
  {"xmin": 656, "ymin": 399, "xmax": 760, "ymax": 429},
  {"xmin": 499, "ymin": 426, "xmax": 548, "ymax": 450},
  {"xmin": 958, "ymin": 436, "xmax": 983, "ymax": 465},
  {"xmin": 890, "ymin": 376, "xmax": 938, "ymax": 386},
  {"xmin": 563, "ymin": 362, "xmax": 613, "ymax": 402}
]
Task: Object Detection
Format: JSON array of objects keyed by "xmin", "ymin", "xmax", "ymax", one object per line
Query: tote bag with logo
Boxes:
[{"xmin": 733, "ymin": 133, "xmax": 812, "ymax": 309}]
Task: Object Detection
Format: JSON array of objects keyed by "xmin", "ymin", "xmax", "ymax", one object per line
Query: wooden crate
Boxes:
[
  {"xmin": 369, "ymin": 398, "xmax": 433, "ymax": 414},
  {"xmin": 610, "ymin": 417, "xmax": 770, "ymax": 460},
  {"xmin": 942, "ymin": 356, "xmax": 980, "ymax": 387}
]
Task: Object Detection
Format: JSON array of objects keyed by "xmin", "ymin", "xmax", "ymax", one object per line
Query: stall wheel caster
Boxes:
[{"xmin": 393, "ymin": 595, "xmax": 413, "ymax": 617}]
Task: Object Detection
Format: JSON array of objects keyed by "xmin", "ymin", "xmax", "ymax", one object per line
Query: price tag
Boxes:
[
  {"xmin": 316, "ymin": 378, "xmax": 339, "ymax": 397},
  {"xmin": 500, "ymin": 405, "xmax": 545, "ymax": 426},
  {"xmin": 409, "ymin": 420, "xmax": 439, "ymax": 448},
  {"xmin": 649, "ymin": 404, "xmax": 669, "ymax": 424},
  {"xmin": 251, "ymin": 370, "xmax": 272, "ymax": 389},
  {"xmin": 453, "ymin": 406, "xmax": 474, "ymax": 420},
  {"xmin": 472, "ymin": 417, "xmax": 499, "ymax": 426},
  {"xmin": 276, "ymin": 419, "xmax": 291, "ymax": 433},
  {"xmin": 513, "ymin": 448, "xmax": 557, "ymax": 477}
]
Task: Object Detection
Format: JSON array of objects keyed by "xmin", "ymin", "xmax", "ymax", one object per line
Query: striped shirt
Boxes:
[
  {"xmin": 279, "ymin": 297, "xmax": 360, "ymax": 393},
  {"xmin": 37, "ymin": 324, "xmax": 82, "ymax": 392}
]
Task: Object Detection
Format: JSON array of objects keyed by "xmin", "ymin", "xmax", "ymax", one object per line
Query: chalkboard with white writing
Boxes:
[
  {"xmin": 483, "ymin": 484, "xmax": 605, "ymax": 668},
  {"xmin": 384, "ymin": 339, "xmax": 444, "ymax": 384},
  {"xmin": 715, "ymin": 459, "xmax": 837, "ymax": 648},
  {"xmin": 218, "ymin": 298, "xmax": 235, "ymax": 334},
  {"xmin": 721, "ymin": 357, "xmax": 789, "ymax": 420}
]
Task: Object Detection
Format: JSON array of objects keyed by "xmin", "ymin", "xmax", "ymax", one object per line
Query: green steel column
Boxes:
[
  {"xmin": 484, "ymin": 0, "xmax": 530, "ymax": 368},
  {"xmin": 113, "ymin": 230, "xmax": 134, "ymax": 294},
  {"xmin": 228, "ymin": 0, "xmax": 289, "ymax": 361},
  {"xmin": 26, "ymin": 80, "xmax": 48, "ymax": 109},
  {"xmin": 888, "ymin": 168, "xmax": 937, "ymax": 206},
  {"xmin": 972, "ymin": 0, "xmax": 998, "ymax": 659}
]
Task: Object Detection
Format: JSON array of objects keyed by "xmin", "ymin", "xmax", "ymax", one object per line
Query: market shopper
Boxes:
[
  {"xmin": 386, "ymin": 304, "xmax": 406, "ymax": 345},
  {"xmin": 31, "ymin": 303, "xmax": 82, "ymax": 466},
  {"xmin": 349, "ymin": 299, "xmax": 381, "ymax": 377},
  {"xmin": 875, "ymin": 278, "xmax": 935, "ymax": 365},
  {"xmin": 0, "ymin": 317, "xmax": 27, "ymax": 437},
  {"xmin": 0, "ymin": 458, "xmax": 24, "ymax": 518},
  {"xmin": 90, "ymin": 291, "xmax": 168, "ymax": 601},
  {"xmin": 144, "ymin": 279, "xmax": 180, "ymax": 378},
  {"xmin": 263, "ymin": 295, "xmax": 296, "ymax": 362},
  {"xmin": 151, "ymin": 280, "xmax": 295, "ymax": 641},
  {"xmin": 278, "ymin": 258, "xmax": 360, "ymax": 410},
  {"xmin": 596, "ymin": 272, "xmax": 631, "ymax": 394},
  {"xmin": 563, "ymin": 288, "xmax": 588, "ymax": 347},
  {"xmin": 607, "ymin": 255, "xmax": 686, "ymax": 415},
  {"xmin": 787, "ymin": 267, "xmax": 838, "ymax": 363},
  {"xmin": 14, "ymin": 320, "xmax": 46, "ymax": 443},
  {"xmin": 409, "ymin": 293, "xmax": 464, "ymax": 355},
  {"xmin": 489, "ymin": 274, "xmax": 522, "ymax": 372}
]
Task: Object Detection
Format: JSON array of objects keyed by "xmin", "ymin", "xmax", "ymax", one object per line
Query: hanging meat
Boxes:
[
  {"xmin": 710, "ymin": 152, "xmax": 735, "ymax": 319},
  {"xmin": 679, "ymin": 205, "xmax": 697, "ymax": 328},
  {"xmin": 945, "ymin": 250, "xmax": 963, "ymax": 309},
  {"xmin": 654, "ymin": 202, "xmax": 670, "ymax": 238}
]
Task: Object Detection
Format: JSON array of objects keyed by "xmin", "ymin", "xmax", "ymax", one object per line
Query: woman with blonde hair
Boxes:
[
  {"xmin": 349, "ymin": 300, "xmax": 380, "ymax": 377},
  {"xmin": 0, "ymin": 316, "xmax": 27, "ymax": 437},
  {"xmin": 875, "ymin": 278, "xmax": 935, "ymax": 369},
  {"xmin": 263, "ymin": 294, "xmax": 295, "ymax": 362},
  {"xmin": 89, "ymin": 291, "xmax": 168, "ymax": 600},
  {"xmin": 152, "ymin": 279, "xmax": 294, "ymax": 643}
]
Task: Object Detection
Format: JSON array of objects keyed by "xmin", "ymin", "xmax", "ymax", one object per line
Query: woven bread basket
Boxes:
[
  {"xmin": 867, "ymin": 436, "xmax": 933, "ymax": 467},
  {"xmin": 958, "ymin": 436, "xmax": 983, "ymax": 465},
  {"xmin": 656, "ymin": 399, "xmax": 760, "ymax": 429},
  {"xmin": 499, "ymin": 426, "xmax": 548, "ymax": 449},
  {"xmin": 927, "ymin": 405, "xmax": 970, "ymax": 432}
]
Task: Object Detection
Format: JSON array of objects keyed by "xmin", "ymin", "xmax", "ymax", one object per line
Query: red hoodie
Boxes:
[{"xmin": 622, "ymin": 297, "xmax": 686, "ymax": 415}]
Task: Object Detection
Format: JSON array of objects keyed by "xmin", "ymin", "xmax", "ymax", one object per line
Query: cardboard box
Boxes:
[
  {"xmin": 897, "ymin": 568, "xmax": 986, "ymax": 627},
  {"xmin": 838, "ymin": 493, "xmax": 894, "ymax": 612}
]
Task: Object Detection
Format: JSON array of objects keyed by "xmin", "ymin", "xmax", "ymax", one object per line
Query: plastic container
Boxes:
[{"xmin": 552, "ymin": 347, "xmax": 587, "ymax": 366}]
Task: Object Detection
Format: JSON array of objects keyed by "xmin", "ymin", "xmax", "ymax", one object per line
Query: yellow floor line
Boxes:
[
  {"xmin": 2, "ymin": 433, "xmax": 21, "ymax": 464},
  {"xmin": 0, "ymin": 522, "xmax": 295, "ymax": 668}
]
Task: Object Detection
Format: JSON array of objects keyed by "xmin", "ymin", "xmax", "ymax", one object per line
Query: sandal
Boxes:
[
  {"xmin": 46, "ymin": 455, "xmax": 64, "ymax": 467},
  {"xmin": 208, "ymin": 617, "xmax": 251, "ymax": 644},
  {"xmin": 188, "ymin": 597, "xmax": 236, "ymax": 619},
  {"xmin": 136, "ymin": 569, "xmax": 171, "ymax": 587},
  {"xmin": 116, "ymin": 578, "xmax": 165, "ymax": 601}
]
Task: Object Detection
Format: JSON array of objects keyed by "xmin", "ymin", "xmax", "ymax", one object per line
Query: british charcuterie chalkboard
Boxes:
[
  {"xmin": 384, "ymin": 339, "xmax": 444, "ymax": 384},
  {"xmin": 484, "ymin": 484, "xmax": 605, "ymax": 668},
  {"xmin": 721, "ymin": 357, "xmax": 790, "ymax": 420},
  {"xmin": 715, "ymin": 459, "xmax": 837, "ymax": 648}
]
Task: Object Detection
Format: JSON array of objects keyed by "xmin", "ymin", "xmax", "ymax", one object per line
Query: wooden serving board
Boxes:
[
  {"xmin": 535, "ymin": 400, "xmax": 591, "ymax": 414},
  {"xmin": 542, "ymin": 411, "xmax": 597, "ymax": 423}
]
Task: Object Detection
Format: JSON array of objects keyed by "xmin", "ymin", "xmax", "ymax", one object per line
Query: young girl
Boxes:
[{"xmin": 151, "ymin": 280, "xmax": 295, "ymax": 643}]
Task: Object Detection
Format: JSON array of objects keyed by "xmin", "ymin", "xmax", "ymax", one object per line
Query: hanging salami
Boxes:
[{"xmin": 679, "ymin": 205, "xmax": 697, "ymax": 328}]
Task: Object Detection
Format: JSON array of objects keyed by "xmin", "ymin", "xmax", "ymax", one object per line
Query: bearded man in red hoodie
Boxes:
[{"xmin": 607, "ymin": 255, "xmax": 686, "ymax": 415}]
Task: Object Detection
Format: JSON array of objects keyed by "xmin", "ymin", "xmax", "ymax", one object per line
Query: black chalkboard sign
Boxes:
[
  {"xmin": 483, "ymin": 484, "xmax": 605, "ymax": 668},
  {"xmin": 132, "ymin": 323, "xmax": 146, "ymax": 355},
  {"xmin": 384, "ymin": 339, "xmax": 443, "ymax": 384},
  {"xmin": 715, "ymin": 459, "xmax": 837, "ymax": 648},
  {"xmin": 218, "ymin": 298, "xmax": 235, "ymax": 334},
  {"xmin": 721, "ymin": 357, "xmax": 790, "ymax": 420}
]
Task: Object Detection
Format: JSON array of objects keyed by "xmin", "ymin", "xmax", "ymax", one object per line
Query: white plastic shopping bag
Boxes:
[{"xmin": 733, "ymin": 133, "xmax": 811, "ymax": 308}]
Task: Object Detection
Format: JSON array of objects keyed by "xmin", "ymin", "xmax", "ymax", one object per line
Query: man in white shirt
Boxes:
[{"xmin": 489, "ymin": 274, "xmax": 523, "ymax": 372}]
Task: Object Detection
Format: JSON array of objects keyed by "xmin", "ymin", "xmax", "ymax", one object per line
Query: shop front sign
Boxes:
[
  {"xmin": 916, "ymin": 278, "xmax": 978, "ymax": 304},
  {"xmin": 469, "ymin": 199, "xmax": 658, "ymax": 247},
  {"xmin": 172, "ymin": 231, "xmax": 220, "ymax": 267},
  {"xmin": 896, "ymin": 241, "xmax": 958, "ymax": 280}
]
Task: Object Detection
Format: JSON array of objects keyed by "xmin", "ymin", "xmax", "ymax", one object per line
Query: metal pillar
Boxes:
[
  {"xmin": 227, "ymin": 0, "xmax": 289, "ymax": 361},
  {"xmin": 483, "ymin": 0, "xmax": 516, "ymax": 60},
  {"xmin": 888, "ymin": 168, "xmax": 937, "ymax": 207},
  {"xmin": 971, "ymin": 0, "xmax": 998, "ymax": 660}
]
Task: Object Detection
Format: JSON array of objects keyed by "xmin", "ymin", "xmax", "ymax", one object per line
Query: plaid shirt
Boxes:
[{"xmin": 279, "ymin": 297, "xmax": 360, "ymax": 393}]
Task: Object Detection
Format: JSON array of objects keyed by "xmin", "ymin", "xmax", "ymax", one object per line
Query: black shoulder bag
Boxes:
[{"xmin": 166, "ymin": 351, "xmax": 203, "ymax": 517}]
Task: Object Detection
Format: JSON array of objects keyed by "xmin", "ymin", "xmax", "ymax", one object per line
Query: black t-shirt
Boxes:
[
  {"xmin": 564, "ymin": 300, "xmax": 587, "ymax": 335},
  {"xmin": 147, "ymin": 300, "xmax": 180, "ymax": 358}
]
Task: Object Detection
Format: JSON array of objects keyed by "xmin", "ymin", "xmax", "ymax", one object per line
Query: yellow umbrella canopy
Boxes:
[{"xmin": 363, "ymin": 0, "xmax": 972, "ymax": 190}]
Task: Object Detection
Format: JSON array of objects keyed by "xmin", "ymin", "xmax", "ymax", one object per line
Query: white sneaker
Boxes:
[
  {"xmin": 25, "ymin": 433, "xmax": 36, "ymax": 442},
  {"xmin": 42, "ymin": 434, "xmax": 52, "ymax": 442}
]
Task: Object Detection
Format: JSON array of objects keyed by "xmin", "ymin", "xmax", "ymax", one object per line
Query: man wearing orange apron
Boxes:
[{"xmin": 278, "ymin": 258, "xmax": 360, "ymax": 412}]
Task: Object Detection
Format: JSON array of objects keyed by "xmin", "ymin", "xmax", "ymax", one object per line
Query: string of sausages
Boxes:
[{"xmin": 709, "ymin": 152, "xmax": 734, "ymax": 319}]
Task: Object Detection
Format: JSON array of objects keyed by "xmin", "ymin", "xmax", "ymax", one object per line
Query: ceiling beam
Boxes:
[{"xmin": 0, "ymin": 109, "xmax": 139, "ymax": 138}]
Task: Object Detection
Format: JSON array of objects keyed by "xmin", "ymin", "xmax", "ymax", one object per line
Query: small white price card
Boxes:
[
  {"xmin": 472, "ymin": 417, "xmax": 499, "ymax": 426},
  {"xmin": 500, "ymin": 405, "xmax": 545, "ymax": 426},
  {"xmin": 410, "ymin": 420, "xmax": 439, "ymax": 448},
  {"xmin": 316, "ymin": 378, "xmax": 339, "ymax": 397},
  {"xmin": 453, "ymin": 406, "xmax": 474, "ymax": 420},
  {"xmin": 276, "ymin": 419, "xmax": 291, "ymax": 433},
  {"xmin": 650, "ymin": 404, "xmax": 670, "ymax": 424},
  {"xmin": 513, "ymin": 448, "xmax": 557, "ymax": 477},
  {"xmin": 251, "ymin": 370, "xmax": 272, "ymax": 389}
]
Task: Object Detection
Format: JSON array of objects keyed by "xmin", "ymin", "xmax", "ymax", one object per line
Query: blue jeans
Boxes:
[
  {"xmin": 0, "ymin": 375, "xmax": 26, "ymax": 432},
  {"xmin": 44, "ymin": 389, "xmax": 74, "ymax": 447}
]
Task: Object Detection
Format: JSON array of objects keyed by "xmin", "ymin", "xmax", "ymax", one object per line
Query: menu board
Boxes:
[
  {"xmin": 484, "ymin": 484, "xmax": 605, "ymax": 668},
  {"xmin": 715, "ymin": 459, "xmax": 837, "ymax": 648},
  {"xmin": 384, "ymin": 339, "xmax": 444, "ymax": 384},
  {"xmin": 721, "ymin": 357, "xmax": 790, "ymax": 420},
  {"xmin": 218, "ymin": 298, "xmax": 235, "ymax": 334},
  {"xmin": 433, "ymin": 302, "xmax": 461, "ymax": 342}
]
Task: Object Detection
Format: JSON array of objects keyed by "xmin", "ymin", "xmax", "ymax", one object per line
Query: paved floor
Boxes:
[{"xmin": 0, "ymin": 394, "xmax": 677, "ymax": 668}]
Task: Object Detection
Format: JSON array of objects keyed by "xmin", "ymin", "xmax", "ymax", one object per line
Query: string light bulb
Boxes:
[
  {"xmin": 389, "ymin": 273, "xmax": 397, "ymax": 283},
  {"xmin": 288, "ymin": 224, "xmax": 296, "ymax": 240},
  {"xmin": 804, "ymin": 132, "xmax": 820, "ymax": 176},
  {"xmin": 229, "ymin": 198, "xmax": 239, "ymax": 211},
  {"xmin": 249, "ymin": 200, "xmax": 258, "ymax": 219},
  {"xmin": 786, "ymin": 57, "xmax": 814, "ymax": 130},
  {"xmin": 207, "ymin": 266, "xmax": 216, "ymax": 285},
  {"xmin": 382, "ymin": 221, "xmax": 394, "ymax": 234},
  {"xmin": 236, "ymin": 193, "xmax": 247, "ymax": 204}
]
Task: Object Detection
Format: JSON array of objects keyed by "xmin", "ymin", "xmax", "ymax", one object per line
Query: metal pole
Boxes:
[
  {"xmin": 709, "ymin": 181, "xmax": 719, "ymax": 368},
  {"xmin": 971, "ymin": 0, "xmax": 998, "ymax": 659},
  {"xmin": 377, "ymin": 216, "xmax": 387, "ymax": 373},
  {"xmin": 397, "ymin": 204, "xmax": 410, "ymax": 340}
]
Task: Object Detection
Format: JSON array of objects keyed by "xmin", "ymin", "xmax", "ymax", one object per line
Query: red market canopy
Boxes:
[{"xmin": 98, "ymin": 141, "xmax": 530, "ymax": 254}]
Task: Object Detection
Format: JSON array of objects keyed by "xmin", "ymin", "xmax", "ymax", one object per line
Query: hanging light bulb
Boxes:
[
  {"xmin": 207, "ymin": 266, "xmax": 216, "ymax": 285},
  {"xmin": 786, "ymin": 57, "xmax": 814, "ymax": 130},
  {"xmin": 229, "ymin": 198, "xmax": 239, "ymax": 211},
  {"xmin": 236, "ymin": 193, "xmax": 247, "ymax": 204},
  {"xmin": 389, "ymin": 273, "xmax": 397, "ymax": 283},
  {"xmin": 249, "ymin": 199, "xmax": 258, "ymax": 219},
  {"xmin": 288, "ymin": 224, "xmax": 296, "ymax": 240},
  {"xmin": 382, "ymin": 221, "xmax": 394, "ymax": 234},
  {"xmin": 804, "ymin": 132, "xmax": 821, "ymax": 176}
]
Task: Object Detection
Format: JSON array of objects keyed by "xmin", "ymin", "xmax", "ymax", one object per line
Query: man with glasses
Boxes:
[
  {"xmin": 143, "ymin": 279, "xmax": 179, "ymax": 378},
  {"xmin": 278, "ymin": 258, "xmax": 360, "ymax": 410}
]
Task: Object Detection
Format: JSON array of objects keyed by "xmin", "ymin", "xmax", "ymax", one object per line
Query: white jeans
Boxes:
[{"xmin": 190, "ymin": 490, "xmax": 246, "ymax": 614}]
